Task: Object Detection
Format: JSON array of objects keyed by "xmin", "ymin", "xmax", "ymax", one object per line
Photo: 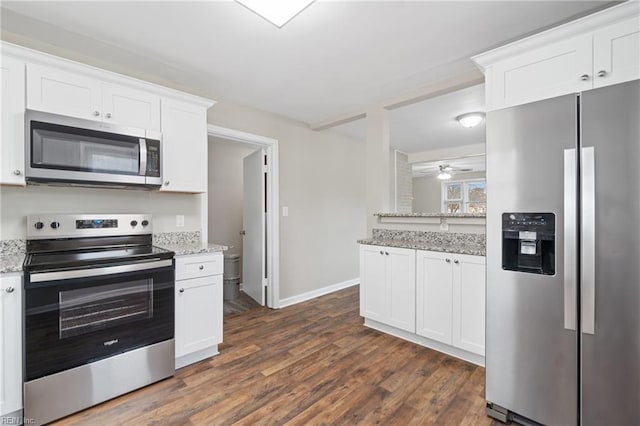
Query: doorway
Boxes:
[{"xmin": 207, "ymin": 125, "xmax": 280, "ymax": 311}]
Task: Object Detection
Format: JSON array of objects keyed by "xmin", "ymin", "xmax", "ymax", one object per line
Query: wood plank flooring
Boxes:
[{"xmin": 54, "ymin": 286, "xmax": 499, "ymax": 425}]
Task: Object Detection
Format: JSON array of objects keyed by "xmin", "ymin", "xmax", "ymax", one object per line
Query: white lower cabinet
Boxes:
[
  {"xmin": 174, "ymin": 253, "xmax": 223, "ymax": 369},
  {"xmin": 452, "ymin": 254, "xmax": 486, "ymax": 355},
  {"xmin": 416, "ymin": 251, "xmax": 486, "ymax": 356},
  {"xmin": 416, "ymin": 251, "xmax": 454, "ymax": 344},
  {"xmin": 360, "ymin": 245, "xmax": 415, "ymax": 333},
  {"xmin": 360, "ymin": 244, "xmax": 486, "ymax": 364},
  {"xmin": 0, "ymin": 273, "xmax": 22, "ymax": 420}
]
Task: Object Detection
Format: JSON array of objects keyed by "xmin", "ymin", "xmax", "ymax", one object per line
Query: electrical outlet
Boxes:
[
  {"xmin": 282, "ymin": 206, "xmax": 289, "ymax": 217},
  {"xmin": 440, "ymin": 219, "xmax": 449, "ymax": 231},
  {"xmin": 176, "ymin": 215, "xmax": 185, "ymax": 227}
]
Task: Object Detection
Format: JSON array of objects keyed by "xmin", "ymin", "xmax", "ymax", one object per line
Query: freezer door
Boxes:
[
  {"xmin": 580, "ymin": 80, "xmax": 640, "ymax": 426},
  {"xmin": 486, "ymin": 94, "xmax": 578, "ymax": 425}
]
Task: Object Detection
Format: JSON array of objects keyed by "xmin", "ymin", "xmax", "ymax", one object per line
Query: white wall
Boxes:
[
  {"xmin": 0, "ymin": 185, "xmax": 202, "ymax": 240},
  {"xmin": 208, "ymin": 102, "xmax": 367, "ymax": 301},
  {"xmin": 412, "ymin": 171, "xmax": 486, "ymax": 213},
  {"xmin": 207, "ymin": 137, "xmax": 257, "ymax": 279}
]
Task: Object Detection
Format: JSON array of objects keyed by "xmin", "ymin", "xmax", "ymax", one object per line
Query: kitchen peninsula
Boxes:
[{"xmin": 358, "ymin": 213, "xmax": 486, "ymax": 366}]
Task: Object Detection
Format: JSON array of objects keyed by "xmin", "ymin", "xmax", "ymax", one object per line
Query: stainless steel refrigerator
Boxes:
[{"xmin": 485, "ymin": 79, "xmax": 640, "ymax": 425}]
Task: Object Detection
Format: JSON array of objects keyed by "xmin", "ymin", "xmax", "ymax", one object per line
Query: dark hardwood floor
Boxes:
[
  {"xmin": 54, "ymin": 286, "xmax": 498, "ymax": 425},
  {"xmin": 224, "ymin": 290, "xmax": 262, "ymax": 317}
]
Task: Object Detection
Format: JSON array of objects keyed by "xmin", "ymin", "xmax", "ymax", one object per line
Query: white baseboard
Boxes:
[{"xmin": 278, "ymin": 278, "xmax": 359, "ymax": 308}]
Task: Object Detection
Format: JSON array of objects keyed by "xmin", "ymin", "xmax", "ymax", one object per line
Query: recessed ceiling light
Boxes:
[
  {"xmin": 456, "ymin": 112, "xmax": 485, "ymax": 128},
  {"xmin": 236, "ymin": 0, "xmax": 315, "ymax": 28}
]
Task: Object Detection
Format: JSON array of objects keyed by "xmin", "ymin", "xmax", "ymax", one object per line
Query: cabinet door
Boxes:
[
  {"xmin": 0, "ymin": 274, "xmax": 22, "ymax": 418},
  {"xmin": 416, "ymin": 250, "xmax": 453, "ymax": 344},
  {"xmin": 490, "ymin": 34, "xmax": 592, "ymax": 110},
  {"xmin": 452, "ymin": 255, "xmax": 486, "ymax": 356},
  {"xmin": 359, "ymin": 245, "xmax": 387, "ymax": 322},
  {"xmin": 26, "ymin": 64, "xmax": 102, "ymax": 120},
  {"xmin": 386, "ymin": 247, "xmax": 416, "ymax": 332},
  {"xmin": 102, "ymin": 83, "xmax": 161, "ymax": 130},
  {"xmin": 0, "ymin": 56, "xmax": 26, "ymax": 185},
  {"xmin": 175, "ymin": 275, "xmax": 223, "ymax": 358},
  {"xmin": 160, "ymin": 98, "xmax": 208, "ymax": 193},
  {"xmin": 593, "ymin": 16, "xmax": 640, "ymax": 89}
]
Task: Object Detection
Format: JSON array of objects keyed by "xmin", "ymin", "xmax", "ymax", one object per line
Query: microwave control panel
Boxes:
[{"xmin": 145, "ymin": 140, "xmax": 161, "ymax": 177}]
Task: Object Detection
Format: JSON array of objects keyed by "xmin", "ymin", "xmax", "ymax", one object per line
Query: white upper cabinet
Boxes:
[
  {"xmin": 27, "ymin": 64, "xmax": 102, "ymax": 120},
  {"xmin": 488, "ymin": 34, "xmax": 592, "ymax": 110},
  {"xmin": 27, "ymin": 63, "xmax": 161, "ymax": 130},
  {"xmin": 1, "ymin": 56, "xmax": 26, "ymax": 186},
  {"xmin": 160, "ymin": 98, "xmax": 208, "ymax": 193},
  {"xmin": 474, "ymin": 6, "xmax": 640, "ymax": 111},
  {"xmin": 592, "ymin": 16, "xmax": 640, "ymax": 89}
]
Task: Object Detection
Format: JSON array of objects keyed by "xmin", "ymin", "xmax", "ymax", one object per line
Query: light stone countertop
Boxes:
[
  {"xmin": 0, "ymin": 253, "xmax": 25, "ymax": 274},
  {"xmin": 375, "ymin": 212, "xmax": 486, "ymax": 218},
  {"xmin": 156, "ymin": 242, "xmax": 228, "ymax": 256},
  {"xmin": 358, "ymin": 238, "xmax": 485, "ymax": 257}
]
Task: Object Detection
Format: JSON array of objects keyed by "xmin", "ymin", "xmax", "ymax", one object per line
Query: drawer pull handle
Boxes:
[
  {"xmin": 5, "ymin": 286, "xmax": 14, "ymax": 293},
  {"xmin": 379, "ymin": 250, "xmax": 384, "ymax": 255},
  {"xmin": 179, "ymin": 288, "xmax": 184, "ymax": 293},
  {"xmin": 445, "ymin": 258, "xmax": 451, "ymax": 263},
  {"xmin": 454, "ymin": 259, "xmax": 459, "ymax": 264},
  {"xmin": 199, "ymin": 265, "xmax": 204, "ymax": 270}
]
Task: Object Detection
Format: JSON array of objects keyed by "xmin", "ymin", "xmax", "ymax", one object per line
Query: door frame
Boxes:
[{"xmin": 206, "ymin": 124, "xmax": 280, "ymax": 309}]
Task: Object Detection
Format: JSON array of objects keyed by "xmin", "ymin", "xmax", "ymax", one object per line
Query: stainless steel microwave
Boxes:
[{"xmin": 25, "ymin": 110, "xmax": 162, "ymax": 189}]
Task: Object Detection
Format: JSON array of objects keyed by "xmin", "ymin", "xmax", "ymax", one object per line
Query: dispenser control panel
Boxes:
[{"xmin": 502, "ymin": 213, "xmax": 555, "ymax": 275}]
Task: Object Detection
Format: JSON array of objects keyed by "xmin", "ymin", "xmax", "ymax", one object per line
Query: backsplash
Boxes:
[
  {"xmin": 372, "ymin": 228, "xmax": 485, "ymax": 247},
  {"xmin": 153, "ymin": 231, "xmax": 201, "ymax": 246}
]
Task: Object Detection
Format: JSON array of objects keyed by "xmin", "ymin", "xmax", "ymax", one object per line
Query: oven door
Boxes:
[{"xmin": 24, "ymin": 259, "xmax": 174, "ymax": 381}]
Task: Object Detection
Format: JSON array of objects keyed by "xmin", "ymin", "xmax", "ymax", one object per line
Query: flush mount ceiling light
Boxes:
[
  {"xmin": 437, "ymin": 165, "xmax": 453, "ymax": 180},
  {"xmin": 456, "ymin": 112, "xmax": 486, "ymax": 128},
  {"xmin": 236, "ymin": 0, "xmax": 315, "ymax": 28}
]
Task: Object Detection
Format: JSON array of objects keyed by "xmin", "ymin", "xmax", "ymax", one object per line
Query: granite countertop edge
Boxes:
[
  {"xmin": 374, "ymin": 212, "xmax": 486, "ymax": 218},
  {"xmin": 358, "ymin": 239, "xmax": 486, "ymax": 257},
  {"xmin": 0, "ymin": 254, "xmax": 25, "ymax": 274},
  {"xmin": 156, "ymin": 242, "xmax": 228, "ymax": 256}
]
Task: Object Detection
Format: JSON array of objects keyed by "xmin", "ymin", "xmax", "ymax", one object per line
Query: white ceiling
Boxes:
[
  {"xmin": 331, "ymin": 83, "xmax": 485, "ymax": 152},
  {"xmin": 1, "ymin": 1, "xmax": 614, "ymax": 125}
]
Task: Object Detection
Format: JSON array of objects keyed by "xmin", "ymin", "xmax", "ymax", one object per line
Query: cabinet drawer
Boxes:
[{"xmin": 175, "ymin": 253, "xmax": 223, "ymax": 280}]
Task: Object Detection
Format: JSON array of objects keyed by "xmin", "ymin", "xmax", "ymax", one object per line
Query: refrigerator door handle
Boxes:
[
  {"xmin": 563, "ymin": 148, "xmax": 577, "ymax": 331},
  {"xmin": 582, "ymin": 146, "xmax": 596, "ymax": 335}
]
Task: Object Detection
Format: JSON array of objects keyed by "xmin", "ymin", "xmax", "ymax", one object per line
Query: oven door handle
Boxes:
[{"xmin": 29, "ymin": 259, "xmax": 173, "ymax": 283}]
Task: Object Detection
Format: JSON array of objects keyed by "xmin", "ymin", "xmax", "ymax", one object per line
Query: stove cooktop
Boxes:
[{"xmin": 23, "ymin": 245, "xmax": 174, "ymax": 273}]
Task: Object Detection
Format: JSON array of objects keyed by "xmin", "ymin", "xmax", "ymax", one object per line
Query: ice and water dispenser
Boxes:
[{"xmin": 502, "ymin": 213, "xmax": 555, "ymax": 275}]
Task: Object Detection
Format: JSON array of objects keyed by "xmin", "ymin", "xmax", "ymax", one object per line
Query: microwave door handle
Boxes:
[{"xmin": 139, "ymin": 139, "xmax": 147, "ymax": 176}]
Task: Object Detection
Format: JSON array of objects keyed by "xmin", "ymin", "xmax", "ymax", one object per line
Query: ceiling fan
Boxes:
[{"xmin": 430, "ymin": 164, "xmax": 473, "ymax": 180}]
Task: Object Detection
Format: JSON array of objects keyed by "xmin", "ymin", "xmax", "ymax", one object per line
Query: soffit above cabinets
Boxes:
[{"xmin": 1, "ymin": 1, "xmax": 615, "ymax": 125}]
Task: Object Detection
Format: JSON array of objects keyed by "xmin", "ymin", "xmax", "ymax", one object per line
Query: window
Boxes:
[{"xmin": 442, "ymin": 179, "xmax": 486, "ymax": 213}]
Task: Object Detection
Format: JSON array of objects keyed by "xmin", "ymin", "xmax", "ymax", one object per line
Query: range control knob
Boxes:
[
  {"xmin": 50, "ymin": 221, "xmax": 60, "ymax": 229},
  {"xmin": 34, "ymin": 221, "xmax": 44, "ymax": 230},
  {"xmin": 141, "ymin": 220, "xmax": 149, "ymax": 227},
  {"xmin": 130, "ymin": 220, "xmax": 138, "ymax": 227}
]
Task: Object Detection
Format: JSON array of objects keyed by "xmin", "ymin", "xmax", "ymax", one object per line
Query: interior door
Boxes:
[
  {"xmin": 580, "ymin": 80, "xmax": 640, "ymax": 425},
  {"xmin": 242, "ymin": 148, "xmax": 266, "ymax": 306}
]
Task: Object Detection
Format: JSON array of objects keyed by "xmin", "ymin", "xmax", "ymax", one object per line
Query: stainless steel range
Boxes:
[{"xmin": 23, "ymin": 214, "xmax": 175, "ymax": 425}]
